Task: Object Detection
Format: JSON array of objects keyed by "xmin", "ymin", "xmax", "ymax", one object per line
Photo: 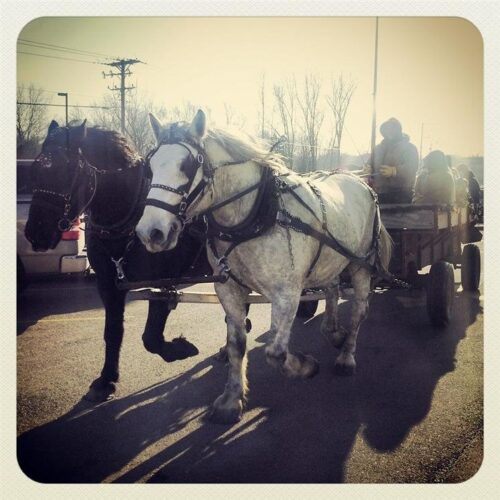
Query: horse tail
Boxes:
[{"xmin": 378, "ymin": 222, "xmax": 393, "ymax": 274}]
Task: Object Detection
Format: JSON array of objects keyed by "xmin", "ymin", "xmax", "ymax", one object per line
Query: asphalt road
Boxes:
[{"xmin": 16, "ymin": 242, "xmax": 483, "ymax": 484}]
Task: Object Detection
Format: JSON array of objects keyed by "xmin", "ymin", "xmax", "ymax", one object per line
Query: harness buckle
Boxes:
[
  {"xmin": 197, "ymin": 153, "xmax": 204, "ymax": 164},
  {"xmin": 276, "ymin": 210, "xmax": 292, "ymax": 226},
  {"xmin": 179, "ymin": 200, "xmax": 188, "ymax": 215},
  {"xmin": 111, "ymin": 257, "xmax": 126, "ymax": 281},
  {"xmin": 57, "ymin": 217, "xmax": 72, "ymax": 232},
  {"xmin": 217, "ymin": 256, "xmax": 231, "ymax": 275}
]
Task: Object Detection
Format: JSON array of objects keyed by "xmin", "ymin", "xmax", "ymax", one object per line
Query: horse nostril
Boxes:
[{"xmin": 150, "ymin": 228, "xmax": 164, "ymax": 244}]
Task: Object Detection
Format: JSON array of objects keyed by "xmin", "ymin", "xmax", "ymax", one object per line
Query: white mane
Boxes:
[{"xmin": 207, "ymin": 127, "xmax": 288, "ymax": 174}]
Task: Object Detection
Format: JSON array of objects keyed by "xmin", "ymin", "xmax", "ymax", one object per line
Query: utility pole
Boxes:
[
  {"xmin": 102, "ymin": 58, "xmax": 142, "ymax": 134},
  {"xmin": 369, "ymin": 17, "xmax": 379, "ymax": 172},
  {"xmin": 419, "ymin": 122, "xmax": 424, "ymax": 163}
]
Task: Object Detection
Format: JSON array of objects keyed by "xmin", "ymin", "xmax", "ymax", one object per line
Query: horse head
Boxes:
[
  {"xmin": 25, "ymin": 119, "xmax": 91, "ymax": 251},
  {"xmin": 136, "ymin": 110, "xmax": 209, "ymax": 252}
]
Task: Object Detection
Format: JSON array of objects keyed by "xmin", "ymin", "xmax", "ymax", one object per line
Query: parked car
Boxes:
[{"xmin": 17, "ymin": 159, "xmax": 88, "ymax": 292}]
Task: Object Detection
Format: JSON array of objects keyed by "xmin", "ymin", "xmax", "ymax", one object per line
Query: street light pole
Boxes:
[{"xmin": 58, "ymin": 92, "xmax": 68, "ymax": 127}]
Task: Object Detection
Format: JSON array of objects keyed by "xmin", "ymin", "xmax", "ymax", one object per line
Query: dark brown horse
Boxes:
[{"xmin": 25, "ymin": 120, "xmax": 209, "ymax": 402}]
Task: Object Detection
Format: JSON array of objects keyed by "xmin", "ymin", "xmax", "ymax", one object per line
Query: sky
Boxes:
[{"xmin": 17, "ymin": 17, "xmax": 483, "ymax": 157}]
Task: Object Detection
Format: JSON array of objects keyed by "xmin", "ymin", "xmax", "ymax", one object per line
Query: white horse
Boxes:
[{"xmin": 136, "ymin": 110, "xmax": 392, "ymax": 424}]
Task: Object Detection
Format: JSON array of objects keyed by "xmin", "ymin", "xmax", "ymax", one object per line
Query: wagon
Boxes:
[
  {"xmin": 118, "ymin": 202, "xmax": 481, "ymax": 327},
  {"xmin": 379, "ymin": 203, "xmax": 482, "ymax": 326}
]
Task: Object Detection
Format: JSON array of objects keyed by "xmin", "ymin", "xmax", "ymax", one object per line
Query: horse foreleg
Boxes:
[
  {"xmin": 265, "ymin": 292, "xmax": 319, "ymax": 378},
  {"xmin": 209, "ymin": 282, "xmax": 249, "ymax": 424},
  {"xmin": 334, "ymin": 266, "xmax": 371, "ymax": 376},
  {"xmin": 216, "ymin": 303, "xmax": 251, "ymax": 363},
  {"xmin": 85, "ymin": 288, "xmax": 126, "ymax": 402},
  {"xmin": 142, "ymin": 301, "xmax": 199, "ymax": 362}
]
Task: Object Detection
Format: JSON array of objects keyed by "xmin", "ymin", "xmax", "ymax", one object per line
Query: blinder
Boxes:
[{"xmin": 144, "ymin": 140, "xmax": 211, "ymax": 222}]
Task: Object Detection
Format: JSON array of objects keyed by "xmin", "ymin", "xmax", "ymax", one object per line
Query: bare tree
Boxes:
[
  {"xmin": 296, "ymin": 75, "xmax": 324, "ymax": 171},
  {"xmin": 326, "ymin": 75, "xmax": 356, "ymax": 166},
  {"xmin": 223, "ymin": 102, "xmax": 246, "ymax": 129},
  {"xmin": 272, "ymin": 77, "xmax": 298, "ymax": 169},
  {"xmin": 91, "ymin": 93, "xmax": 215, "ymax": 156},
  {"xmin": 17, "ymin": 85, "xmax": 49, "ymax": 157}
]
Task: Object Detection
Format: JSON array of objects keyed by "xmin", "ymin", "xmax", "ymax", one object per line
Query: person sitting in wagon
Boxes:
[
  {"xmin": 451, "ymin": 166, "xmax": 469, "ymax": 207},
  {"xmin": 364, "ymin": 117, "xmax": 419, "ymax": 204},
  {"xmin": 456, "ymin": 163, "xmax": 481, "ymax": 205},
  {"xmin": 412, "ymin": 150, "xmax": 456, "ymax": 205}
]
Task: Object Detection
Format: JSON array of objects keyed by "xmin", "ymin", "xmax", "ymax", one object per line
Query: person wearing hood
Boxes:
[
  {"xmin": 456, "ymin": 163, "xmax": 481, "ymax": 205},
  {"xmin": 412, "ymin": 150, "xmax": 455, "ymax": 205},
  {"xmin": 368, "ymin": 118, "xmax": 419, "ymax": 203}
]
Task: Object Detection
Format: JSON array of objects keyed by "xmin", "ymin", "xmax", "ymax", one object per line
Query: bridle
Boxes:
[
  {"xmin": 31, "ymin": 146, "xmax": 100, "ymax": 232},
  {"xmin": 31, "ymin": 146, "xmax": 137, "ymax": 233},
  {"xmin": 144, "ymin": 136, "xmax": 275, "ymax": 227},
  {"xmin": 144, "ymin": 139, "xmax": 216, "ymax": 223}
]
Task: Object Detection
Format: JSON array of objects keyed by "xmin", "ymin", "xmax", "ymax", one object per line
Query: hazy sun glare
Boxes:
[{"xmin": 17, "ymin": 16, "xmax": 483, "ymax": 157}]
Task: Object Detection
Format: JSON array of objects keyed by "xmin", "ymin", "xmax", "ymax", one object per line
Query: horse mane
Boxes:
[
  {"xmin": 160, "ymin": 121, "xmax": 288, "ymax": 173},
  {"xmin": 83, "ymin": 125, "xmax": 142, "ymax": 170},
  {"xmin": 208, "ymin": 127, "xmax": 288, "ymax": 173}
]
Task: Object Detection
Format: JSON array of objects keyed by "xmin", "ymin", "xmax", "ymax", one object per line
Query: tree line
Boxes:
[{"xmin": 17, "ymin": 74, "xmax": 357, "ymax": 171}]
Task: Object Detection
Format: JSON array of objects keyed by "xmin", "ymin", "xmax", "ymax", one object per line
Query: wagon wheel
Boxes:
[
  {"xmin": 427, "ymin": 260, "xmax": 455, "ymax": 327},
  {"xmin": 461, "ymin": 243, "xmax": 481, "ymax": 292},
  {"xmin": 296, "ymin": 299, "xmax": 319, "ymax": 319}
]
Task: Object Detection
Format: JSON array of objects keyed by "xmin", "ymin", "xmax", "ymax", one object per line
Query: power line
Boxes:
[
  {"xmin": 17, "ymin": 86, "xmax": 101, "ymax": 100},
  {"xmin": 18, "ymin": 38, "xmax": 117, "ymax": 59},
  {"xmin": 17, "ymin": 102, "xmax": 114, "ymax": 110},
  {"xmin": 17, "ymin": 50, "xmax": 99, "ymax": 65}
]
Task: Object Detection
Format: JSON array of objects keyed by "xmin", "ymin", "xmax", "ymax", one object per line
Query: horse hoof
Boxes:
[
  {"xmin": 306, "ymin": 357, "xmax": 320, "ymax": 378},
  {"xmin": 333, "ymin": 361, "xmax": 356, "ymax": 376},
  {"xmin": 208, "ymin": 404, "xmax": 242, "ymax": 425},
  {"xmin": 84, "ymin": 379, "xmax": 116, "ymax": 403},
  {"xmin": 294, "ymin": 351, "xmax": 320, "ymax": 378},
  {"xmin": 160, "ymin": 337, "xmax": 199, "ymax": 362},
  {"xmin": 332, "ymin": 327, "xmax": 348, "ymax": 348},
  {"xmin": 215, "ymin": 346, "xmax": 228, "ymax": 363}
]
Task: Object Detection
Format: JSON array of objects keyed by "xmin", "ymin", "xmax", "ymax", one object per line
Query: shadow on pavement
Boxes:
[
  {"xmin": 17, "ymin": 288, "xmax": 481, "ymax": 483},
  {"xmin": 17, "ymin": 275, "xmax": 102, "ymax": 336}
]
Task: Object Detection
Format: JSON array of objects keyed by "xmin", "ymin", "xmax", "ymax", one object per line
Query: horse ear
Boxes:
[
  {"xmin": 48, "ymin": 120, "xmax": 59, "ymax": 133},
  {"xmin": 149, "ymin": 113, "xmax": 163, "ymax": 144},
  {"xmin": 189, "ymin": 109, "xmax": 207, "ymax": 139},
  {"xmin": 75, "ymin": 119, "xmax": 87, "ymax": 141}
]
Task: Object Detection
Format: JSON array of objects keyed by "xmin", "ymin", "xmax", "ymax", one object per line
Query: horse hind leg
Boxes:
[
  {"xmin": 209, "ymin": 282, "xmax": 249, "ymax": 424},
  {"xmin": 320, "ymin": 283, "xmax": 347, "ymax": 347},
  {"xmin": 333, "ymin": 266, "xmax": 371, "ymax": 376},
  {"xmin": 265, "ymin": 292, "xmax": 319, "ymax": 379}
]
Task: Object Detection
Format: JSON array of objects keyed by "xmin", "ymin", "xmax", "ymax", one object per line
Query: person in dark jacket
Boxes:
[
  {"xmin": 412, "ymin": 150, "xmax": 455, "ymax": 205},
  {"xmin": 456, "ymin": 163, "xmax": 481, "ymax": 205},
  {"xmin": 369, "ymin": 118, "xmax": 419, "ymax": 204}
]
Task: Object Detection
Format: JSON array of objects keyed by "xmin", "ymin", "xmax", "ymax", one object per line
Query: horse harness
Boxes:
[
  {"xmin": 32, "ymin": 146, "xmax": 148, "ymax": 239},
  {"xmin": 144, "ymin": 138, "xmax": 386, "ymax": 288}
]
